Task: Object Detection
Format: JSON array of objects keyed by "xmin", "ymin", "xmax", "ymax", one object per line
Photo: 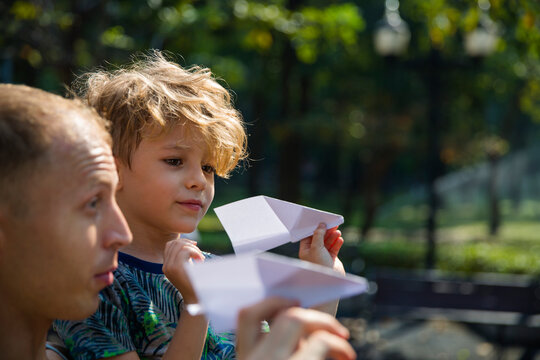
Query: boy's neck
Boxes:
[
  {"xmin": 0, "ymin": 296, "xmax": 50, "ymax": 360},
  {"xmin": 120, "ymin": 227, "xmax": 181, "ymax": 263}
]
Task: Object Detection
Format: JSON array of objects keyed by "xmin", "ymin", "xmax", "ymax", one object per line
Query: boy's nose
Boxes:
[
  {"xmin": 103, "ymin": 201, "xmax": 132, "ymax": 249},
  {"xmin": 184, "ymin": 166, "xmax": 207, "ymax": 190}
]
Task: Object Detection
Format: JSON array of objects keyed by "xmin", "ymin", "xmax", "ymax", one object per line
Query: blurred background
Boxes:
[{"xmin": 2, "ymin": 0, "xmax": 540, "ymax": 358}]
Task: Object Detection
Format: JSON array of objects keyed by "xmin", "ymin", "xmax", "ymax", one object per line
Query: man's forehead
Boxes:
[
  {"xmin": 57, "ymin": 109, "xmax": 109, "ymax": 141},
  {"xmin": 47, "ymin": 128, "xmax": 116, "ymax": 181},
  {"xmin": 18, "ymin": 138, "xmax": 115, "ymax": 217}
]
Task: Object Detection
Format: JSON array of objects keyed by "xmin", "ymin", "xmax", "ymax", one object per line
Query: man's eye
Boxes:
[
  {"xmin": 202, "ymin": 164, "xmax": 216, "ymax": 174},
  {"xmin": 87, "ymin": 196, "xmax": 99, "ymax": 210},
  {"xmin": 164, "ymin": 159, "xmax": 183, "ymax": 167}
]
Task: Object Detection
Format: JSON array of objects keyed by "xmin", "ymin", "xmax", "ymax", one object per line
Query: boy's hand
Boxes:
[
  {"xmin": 299, "ymin": 223, "xmax": 345, "ymax": 275},
  {"xmin": 162, "ymin": 238, "xmax": 205, "ymax": 304}
]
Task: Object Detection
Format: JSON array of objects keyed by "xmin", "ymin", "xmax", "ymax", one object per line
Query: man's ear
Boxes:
[{"xmin": 115, "ymin": 157, "xmax": 124, "ymax": 192}]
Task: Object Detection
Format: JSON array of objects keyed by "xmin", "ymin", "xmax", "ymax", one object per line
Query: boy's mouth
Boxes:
[{"xmin": 177, "ymin": 200, "xmax": 203, "ymax": 211}]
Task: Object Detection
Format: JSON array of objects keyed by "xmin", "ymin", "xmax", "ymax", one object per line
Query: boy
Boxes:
[
  {"xmin": 0, "ymin": 84, "xmax": 132, "ymax": 360},
  {"xmin": 53, "ymin": 51, "xmax": 346, "ymax": 360}
]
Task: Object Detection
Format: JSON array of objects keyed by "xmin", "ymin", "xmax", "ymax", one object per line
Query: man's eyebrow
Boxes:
[{"xmin": 87, "ymin": 170, "xmax": 117, "ymax": 189}]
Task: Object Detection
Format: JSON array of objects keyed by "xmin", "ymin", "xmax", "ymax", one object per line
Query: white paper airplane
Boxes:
[
  {"xmin": 214, "ymin": 195, "xmax": 344, "ymax": 254},
  {"xmin": 185, "ymin": 252, "xmax": 368, "ymax": 332}
]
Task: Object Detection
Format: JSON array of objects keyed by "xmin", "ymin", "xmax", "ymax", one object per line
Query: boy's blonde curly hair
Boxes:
[{"xmin": 73, "ymin": 51, "xmax": 247, "ymax": 178}]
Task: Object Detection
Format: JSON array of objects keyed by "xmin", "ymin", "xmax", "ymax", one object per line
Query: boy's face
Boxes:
[
  {"xmin": 0, "ymin": 117, "xmax": 132, "ymax": 320},
  {"xmin": 116, "ymin": 125, "xmax": 215, "ymax": 238}
]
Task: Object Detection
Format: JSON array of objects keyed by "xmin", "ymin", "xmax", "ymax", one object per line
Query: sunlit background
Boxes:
[{"xmin": 3, "ymin": 0, "xmax": 540, "ymax": 357}]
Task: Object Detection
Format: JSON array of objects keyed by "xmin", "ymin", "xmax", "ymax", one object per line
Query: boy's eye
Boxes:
[
  {"xmin": 164, "ymin": 159, "xmax": 183, "ymax": 167},
  {"xmin": 202, "ymin": 164, "xmax": 216, "ymax": 174}
]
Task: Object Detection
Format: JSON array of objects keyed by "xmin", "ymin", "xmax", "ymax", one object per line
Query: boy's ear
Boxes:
[{"xmin": 115, "ymin": 157, "xmax": 124, "ymax": 192}]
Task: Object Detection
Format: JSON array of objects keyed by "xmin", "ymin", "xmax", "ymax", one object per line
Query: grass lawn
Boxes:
[
  {"xmin": 353, "ymin": 220, "xmax": 540, "ymax": 275},
  {"xmin": 196, "ymin": 214, "xmax": 540, "ymax": 276}
]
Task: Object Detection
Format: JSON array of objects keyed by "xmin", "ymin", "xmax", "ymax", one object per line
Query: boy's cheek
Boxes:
[
  {"xmin": 201, "ymin": 205, "xmax": 211, "ymax": 218},
  {"xmin": 204, "ymin": 188, "xmax": 215, "ymax": 214}
]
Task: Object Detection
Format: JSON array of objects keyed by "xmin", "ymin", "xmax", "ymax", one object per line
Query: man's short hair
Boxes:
[
  {"xmin": 0, "ymin": 84, "xmax": 110, "ymax": 212},
  {"xmin": 73, "ymin": 50, "xmax": 248, "ymax": 178}
]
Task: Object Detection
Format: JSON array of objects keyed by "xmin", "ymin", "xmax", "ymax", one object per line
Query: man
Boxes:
[{"xmin": 0, "ymin": 84, "xmax": 132, "ymax": 360}]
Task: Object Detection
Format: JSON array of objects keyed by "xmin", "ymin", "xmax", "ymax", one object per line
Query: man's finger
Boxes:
[
  {"xmin": 275, "ymin": 307, "xmax": 350, "ymax": 339},
  {"xmin": 291, "ymin": 330, "xmax": 356, "ymax": 360},
  {"xmin": 236, "ymin": 297, "xmax": 299, "ymax": 359},
  {"xmin": 246, "ymin": 308, "xmax": 350, "ymax": 360}
]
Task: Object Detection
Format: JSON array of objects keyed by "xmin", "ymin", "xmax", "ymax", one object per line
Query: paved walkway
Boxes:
[
  {"xmin": 336, "ymin": 294, "xmax": 540, "ymax": 360},
  {"xmin": 338, "ymin": 316, "xmax": 539, "ymax": 360}
]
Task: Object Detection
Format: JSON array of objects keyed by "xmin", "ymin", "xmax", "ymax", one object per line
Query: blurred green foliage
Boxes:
[
  {"xmin": 2, "ymin": 0, "xmax": 540, "ymax": 266},
  {"xmin": 354, "ymin": 237, "xmax": 540, "ymax": 275},
  {"xmin": 198, "ymin": 220, "xmax": 540, "ymax": 275}
]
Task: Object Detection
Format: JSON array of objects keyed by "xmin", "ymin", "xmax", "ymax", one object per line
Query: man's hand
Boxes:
[{"xmin": 236, "ymin": 297, "xmax": 356, "ymax": 360}]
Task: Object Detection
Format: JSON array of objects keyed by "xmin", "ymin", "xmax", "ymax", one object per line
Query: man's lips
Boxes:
[{"xmin": 94, "ymin": 266, "xmax": 117, "ymax": 286}]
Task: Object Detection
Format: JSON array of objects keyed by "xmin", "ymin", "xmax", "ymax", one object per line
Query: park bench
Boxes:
[{"xmin": 369, "ymin": 269, "xmax": 540, "ymax": 352}]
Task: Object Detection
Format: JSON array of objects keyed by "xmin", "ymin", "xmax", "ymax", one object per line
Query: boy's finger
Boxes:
[
  {"xmin": 165, "ymin": 238, "xmax": 191, "ymax": 259},
  {"xmin": 180, "ymin": 238, "xmax": 198, "ymax": 245},
  {"xmin": 173, "ymin": 251, "xmax": 199, "ymax": 273},
  {"xmin": 164, "ymin": 242, "xmax": 171, "ymax": 260},
  {"xmin": 177, "ymin": 244, "xmax": 205, "ymax": 263},
  {"xmin": 328, "ymin": 237, "xmax": 344, "ymax": 255},
  {"xmin": 324, "ymin": 227, "xmax": 339, "ymax": 242},
  {"xmin": 298, "ymin": 238, "xmax": 311, "ymax": 253},
  {"xmin": 324, "ymin": 230, "xmax": 341, "ymax": 248},
  {"xmin": 164, "ymin": 240, "xmax": 179, "ymax": 260},
  {"xmin": 165, "ymin": 243, "xmax": 203, "ymax": 268},
  {"xmin": 312, "ymin": 223, "xmax": 327, "ymax": 248}
]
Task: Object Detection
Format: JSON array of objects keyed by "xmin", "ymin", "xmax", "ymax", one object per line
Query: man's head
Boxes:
[{"xmin": 0, "ymin": 84, "xmax": 131, "ymax": 321}]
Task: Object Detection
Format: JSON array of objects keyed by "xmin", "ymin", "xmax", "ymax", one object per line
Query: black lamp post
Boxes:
[
  {"xmin": 373, "ymin": 0, "xmax": 500, "ymax": 269},
  {"xmin": 373, "ymin": 0, "xmax": 410, "ymax": 57},
  {"xmin": 464, "ymin": 0, "xmax": 500, "ymax": 58}
]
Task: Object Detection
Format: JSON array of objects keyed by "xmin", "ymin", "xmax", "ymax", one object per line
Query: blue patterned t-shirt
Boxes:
[{"xmin": 53, "ymin": 252, "xmax": 236, "ymax": 360}]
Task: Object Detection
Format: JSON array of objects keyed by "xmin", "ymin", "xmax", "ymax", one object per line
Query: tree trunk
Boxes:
[
  {"xmin": 359, "ymin": 147, "xmax": 398, "ymax": 240},
  {"xmin": 342, "ymin": 154, "xmax": 361, "ymax": 223},
  {"xmin": 277, "ymin": 0, "xmax": 304, "ymax": 203},
  {"xmin": 425, "ymin": 49, "xmax": 443, "ymax": 269},
  {"xmin": 488, "ymin": 153, "xmax": 501, "ymax": 236},
  {"xmin": 247, "ymin": 64, "xmax": 267, "ymax": 196},
  {"xmin": 361, "ymin": 188, "xmax": 378, "ymax": 241},
  {"xmin": 277, "ymin": 39, "xmax": 301, "ymax": 202}
]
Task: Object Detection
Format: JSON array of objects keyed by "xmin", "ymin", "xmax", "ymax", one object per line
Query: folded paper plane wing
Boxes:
[
  {"xmin": 214, "ymin": 195, "xmax": 344, "ymax": 254},
  {"xmin": 185, "ymin": 252, "xmax": 367, "ymax": 332}
]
